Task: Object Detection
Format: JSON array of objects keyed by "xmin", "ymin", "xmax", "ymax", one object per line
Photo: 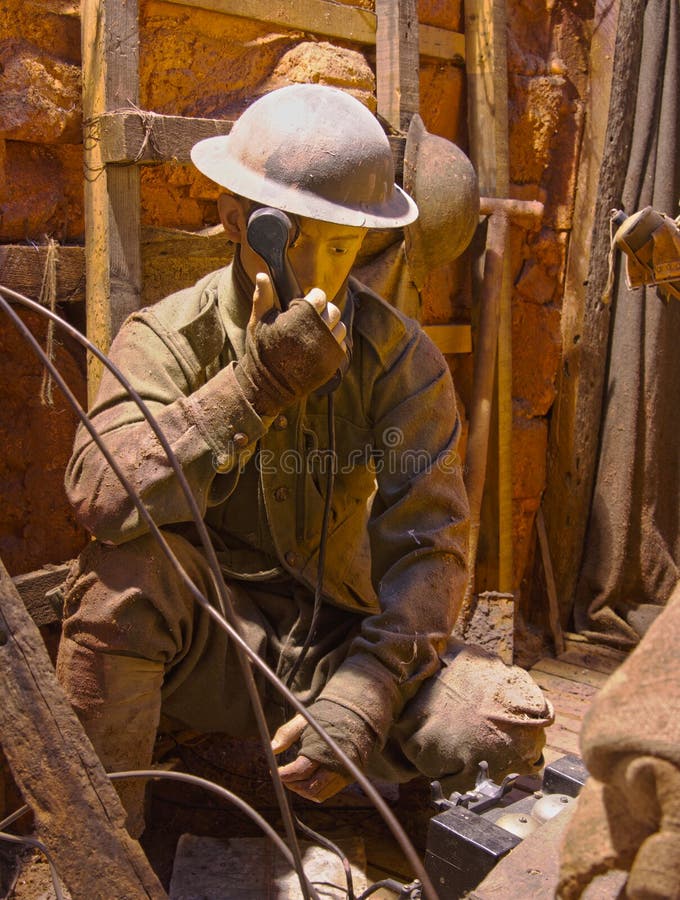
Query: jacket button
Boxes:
[
  {"xmin": 285, "ymin": 551, "xmax": 298, "ymax": 568},
  {"xmin": 274, "ymin": 486, "xmax": 289, "ymax": 502},
  {"xmin": 233, "ymin": 432, "xmax": 248, "ymax": 448},
  {"xmin": 273, "ymin": 414, "xmax": 288, "ymax": 431}
]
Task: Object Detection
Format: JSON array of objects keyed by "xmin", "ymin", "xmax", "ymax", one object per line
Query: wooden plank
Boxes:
[
  {"xmin": 0, "ymin": 557, "xmax": 166, "ymax": 898},
  {"xmin": 166, "ymin": 0, "xmax": 465, "ymax": 63},
  {"xmin": 530, "ymin": 669, "xmax": 598, "ymax": 703},
  {"xmin": 542, "ymin": 686, "xmax": 595, "ymax": 722},
  {"xmin": 169, "ymin": 0, "xmax": 376, "ymax": 45},
  {"xmin": 100, "ymin": 111, "xmax": 234, "ymax": 164},
  {"xmin": 465, "ymin": 0, "xmax": 513, "ymax": 595},
  {"xmin": 12, "ymin": 563, "xmax": 71, "ymax": 627},
  {"xmin": 99, "ymin": 114, "xmax": 408, "ymax": 173},
  {"xmin": 558, "ymin": 644, "xmax": 626, "ymax": 676},
  {"xmin": 375, "ymin": 0, "xmax": 420, "ymax": 132},
  {"xmin": 419, "ymin": 23, "xmax": 465, "ymax": 62},
  {"xmin": 464, "ymin": 0, "xmax": 509, "ymax": 197},
  {"xmin": 423, "ymin": 324, "xmax": 471, "ymax": 355},
  {"xmin": 531, "ymin": 657, "xmax": 609, "ymax": 689},
  {"xmin": 0, "ymin": 245, "xmax": 85, "ymax": 303},
  {"xmin": 82, "ymin": 0, "xmax": 142, "ymax": 402},
  {"xmin": 542, "ymin": 0, "xmax": 641, "ymax": 623},
  {"xmin": 544, "ymin": 721, "xmax": 581, "ymax": 756}
]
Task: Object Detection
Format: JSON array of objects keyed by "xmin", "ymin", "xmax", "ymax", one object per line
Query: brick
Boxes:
[{"xmin": 509, "ymin": 75, "xmax": 567, "ymax": 185}]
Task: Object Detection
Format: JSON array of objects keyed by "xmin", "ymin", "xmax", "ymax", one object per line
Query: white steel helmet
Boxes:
[{"xmin": 191, "ymin": 83, "xmax": 418, "ymax": 229}]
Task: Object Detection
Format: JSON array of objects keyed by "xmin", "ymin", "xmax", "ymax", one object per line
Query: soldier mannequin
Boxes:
[{"xmin": 57, "ymin": 84, "xmax": 553, "ymax": 834}]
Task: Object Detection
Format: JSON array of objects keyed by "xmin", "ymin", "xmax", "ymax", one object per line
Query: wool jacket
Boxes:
[{"xmin": 65, "ymin": 261, "xmax": 470, "ymax": 745}]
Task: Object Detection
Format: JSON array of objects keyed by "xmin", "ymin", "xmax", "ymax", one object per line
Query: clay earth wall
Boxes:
[{"xmin": 0, "ymin": 0, "xmax": 590, "ymax": 626}]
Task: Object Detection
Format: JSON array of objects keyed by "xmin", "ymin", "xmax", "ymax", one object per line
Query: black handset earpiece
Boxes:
[
  {"xmin": 245, "ymin": 206, "xmax": 349, "ymax": 394},
  {"xmin": 246, "ymin": 207, "xmax": 301, "ymax": 310}
]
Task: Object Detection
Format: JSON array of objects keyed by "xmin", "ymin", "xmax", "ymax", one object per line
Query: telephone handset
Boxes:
[
  {"xmin": 246, "ymin": 207, "xmax": 347, "ymax": 394},
  {"xmin": 246, "ymin": 207, "xmax": 301, "ymax": 310}
]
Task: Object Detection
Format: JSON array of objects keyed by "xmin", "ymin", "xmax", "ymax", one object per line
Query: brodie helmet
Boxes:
[
  {"xmin": 403, "ymin": 114, "xmax": 480, "ymax": 290},
  {"xmin": 191, "ymin": 83, "xmax": 418, "ymax": 229}
]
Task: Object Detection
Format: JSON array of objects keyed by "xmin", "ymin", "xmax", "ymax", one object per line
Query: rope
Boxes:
[{"xmin": 83, "ymin": 102, "xmax": 165, "ymax": 180}]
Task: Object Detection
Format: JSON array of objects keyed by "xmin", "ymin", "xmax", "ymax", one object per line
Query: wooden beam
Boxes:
[
  {"xmin": 166, "ymin": 0, "xmax": 464, "ymax": 62},
  {"xmin": 0, "ymin": 557, "xmax": 166, "ymax": 899},
  {"xmin": 423, "ymin": 324, "xmax": 472, "ymax": 355},
  {"xmin": 0, "ymin": 245, "xmax": 85, "ymax": 303},
  {"xmin": 99, "ymin": 112, "xmax": 234, "ymax": 164},
  {"xmin": 98, "ymin": 113, "xmax": 409, "ymax": 176},
  {"xmin": 419, "ymin": 23, "xmax": 465, "ymax": 62},
  {"xmin": 82, "ymin": 0, "xmax": 142, "ymax": 403},
  {"xmin": 465, "ymin": 0, "xmax": 512, "ymax": 593},
  {"xmin": 375, "ymin": 0, "xmax": 420, "ymax": 132},
  {"xmin": 464, "ymin": 0, "xmax": 509, "ymax": 196},
  {"xmin": 542, "ymin": 0, "xmax": 639, "ymax": 624},
  {"xmin": 168, "ymin": 0, "xmax": 376, "ymax": 45},
  {"xmin": 12, "ymin": 563, "xmax": 71, "ymax": 628}
]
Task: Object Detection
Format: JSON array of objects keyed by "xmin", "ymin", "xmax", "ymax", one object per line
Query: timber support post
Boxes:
[{"xmin": 0, "ymin": 557, "xmax": 166, "ymax": 899}]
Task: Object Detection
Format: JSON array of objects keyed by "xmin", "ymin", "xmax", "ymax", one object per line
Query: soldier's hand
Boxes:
[
  {"xmin": 236, "ymin": 272, "xmax": 348, "ymax": 416},
  {"xmin": 251, "ymin": 272, "xmax": 346, "ymax": 352},
  {"xmin": 271, "ymin": 715, "xmax": 351, "ymax": 803}
]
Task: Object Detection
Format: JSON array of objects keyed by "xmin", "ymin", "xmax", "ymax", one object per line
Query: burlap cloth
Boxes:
[{"xmin": 559, "ymin": 581, "xmax": 680, "ymax": 898}]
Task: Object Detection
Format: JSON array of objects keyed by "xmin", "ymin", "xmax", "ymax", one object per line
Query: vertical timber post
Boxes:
[
  {"xmin": 82, "ymin": 0, "xmax": 142, "ymax": 403},
  {"xmin": 465, "ymin": 0, "xmax": 513, "ymax": 596},
  {"xmin": 0, "ymin": 558, "xmax": 166, "ymax": 899},
  {"xmin": 375, "ymin": 0, "xmax": 420, "ymax": 133}
]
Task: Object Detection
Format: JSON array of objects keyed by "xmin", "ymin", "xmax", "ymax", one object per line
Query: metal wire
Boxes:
[
  {"xmin": 0, "ymin": 288, "xmax": 316, "ymax": 900},
  {"xmin": 0, "ymin": 284, "xmax": 439, "ymax": 900},
  {"xmin": 0, "ymin": 831, "xmax": 65, "ymax": 900},
  {"xmin": 109, "ymin": 770, "xmax": 297, "ymax": 869},
  {"xmin": 286, "ymin": 391, "xmax": 336, "ymax": 690},
  {"xmin": 295, "ymin": 814, "xmax": 355, "ymax": 900},
  {"xmin": 0, "ymin": 805, "xmax": 29, "ymax": 832}
]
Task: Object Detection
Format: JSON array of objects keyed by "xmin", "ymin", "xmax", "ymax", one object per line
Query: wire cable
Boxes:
[
  {"xmin": 0, "ymin": 287, "xmax": 316, "ymax": 900},
  {"xmin": 0, "ymin": 832, "xmax": 65, "ymax": 900},
  {"xmin": 0, "ymin": 285, "xmax": 439, "ymax": 900},
  {"xmin": 286, "ymin": 391, "xmax": 336, "ymax": 688},
  {"xmin": 295, "ymin": 812, "xmax": 355, "ymax": 900},
  {"xmin": 0, "ymin": 805, "xmax": 30, "ymax": 832},
  {"xmin": 109, "ymin": 770, "xmax": 297, "ymax": 870}
]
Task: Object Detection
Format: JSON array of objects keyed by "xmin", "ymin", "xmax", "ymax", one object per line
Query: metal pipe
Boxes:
[{"xmin": 480, "ymin": 197, "xmax": 544, "ymax": 219}]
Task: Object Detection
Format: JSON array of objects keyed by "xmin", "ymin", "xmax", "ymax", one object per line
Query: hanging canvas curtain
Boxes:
[{"xmin": 575, "ymin": 0, "xmax": 680, "ymax": 647}]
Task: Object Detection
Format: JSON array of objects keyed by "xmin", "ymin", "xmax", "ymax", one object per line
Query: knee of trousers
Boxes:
[
  {"xmin": 393, "ymin": 640, "xmax": 555, "ymax": 784},
  {"xmin": 60, "ymin": 530, "xmax": 215, "ymax": 665}
]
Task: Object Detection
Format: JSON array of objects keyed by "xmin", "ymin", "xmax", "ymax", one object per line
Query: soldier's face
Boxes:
[
  {"xmin": 284, "ymin": 216, "xmax": 367, "ymax": 302},
  {"xmin": 219, "ymin": 194, "xmax": 367, "ymax": 303}
]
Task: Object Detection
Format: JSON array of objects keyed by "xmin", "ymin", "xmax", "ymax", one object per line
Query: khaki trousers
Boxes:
[{"xmin": 57, "ymin": 531, "xmax": 553, "ymax": 801}]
